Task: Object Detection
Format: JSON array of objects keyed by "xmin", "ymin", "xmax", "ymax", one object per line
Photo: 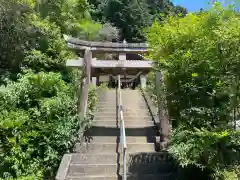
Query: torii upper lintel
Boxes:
[{"xmin": 63, "ymin": 34, "xmax": 150, "ymax": 53}]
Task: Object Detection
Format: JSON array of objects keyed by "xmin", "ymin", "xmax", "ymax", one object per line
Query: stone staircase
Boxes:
[{"xmin": 57, "ymin": 89, "xmax": 176, "ymax": 180}]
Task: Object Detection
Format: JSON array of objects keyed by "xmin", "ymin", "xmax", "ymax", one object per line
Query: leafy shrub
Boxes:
[
  {"xmin": 147, "ymin": 3, "xmax": 240, "ymax": 179},
  {"xmin": 0, "ymin": 72, "xmax": 80, "ymax": 179}
]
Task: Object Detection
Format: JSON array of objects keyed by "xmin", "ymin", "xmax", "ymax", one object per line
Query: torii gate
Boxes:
[
  {"xmin": 64, "ymin": 35, "xmax": 152, "ymax": 88},
  {"xmin": 63, "ymin": 35, "xmax": 171, "ymax": 146}
]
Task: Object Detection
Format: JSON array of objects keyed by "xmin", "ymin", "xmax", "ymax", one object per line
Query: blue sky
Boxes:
[{"xmin": 172, "ymin": 0, "xmax": 212, "ymax": 12}]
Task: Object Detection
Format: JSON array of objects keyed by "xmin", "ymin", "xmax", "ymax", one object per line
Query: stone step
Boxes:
[
  {"xmin": 94, "ymin": 116, "xmax": 151, "ymax": 121},
  {"xmin": 66, "ymin": 175, "xmax": 118, "ymax": 180},
  {"xmin": 92, "ymin": 120, "xmax": 154, "ymax": 127},
  {"xmin": 68, "ymin": 162, "xmax": 174, "ymax": 176},
  {"xmin": 96, "ymin": 97, "xmax": 116, "ymax": 100},
  {"xmin": 74, "ymin": 143, "xmax": 155, "ymax": 154},
  {"xmin": 96, "ymin": 108, "xmax": 150, "ymax": 112},
  {"xmin": 95, "ymin": 106, "xmax": 118, "ymax": 110},
  {"xmin": 67, "ymin": 173, "xmax": 175, "ymax": 180},
  {"xmin": 70, "ymin": 152, "xmax": 174, "ymax": 165},
  {"xmin": 96, "ymin": 99, "xmax": 145, "ymax": 103},
  {"xmin": 98, "ymin": 90, "xmax": 116, "ymax": 92},
  {"xmin": 71, "ymin": 154, "xmax": 118, "ymax": 164},
  {"xmin": 95, "ymin": 107, "xmax": 148, "ymax": 111},
  {"xmin": 86, "ymin": 126, "xmax": 157, "ymax": 136},
  {"xmin": 83, "ymin": 136, "xmax": 156, "ymax": 144},
  {"xmin": 94, "ymin": 111, "xmax": 150, "ymax": 116},
  {"xmin": 96, "ymin": 104, "xmax": 147, "ymax": 108},
  {"xmin": 96, "ymin": 102, "xmax": 116, "ymax": 105},
  {"xmin": 68, "ymin": 164, "xmax": 118, "ymax": 176},
  {"xmin": 97, "ymin": 98, "xmax": 117, "ymax": 100},
  {"xmin": 126, "ymin": 174, "xmax": 176, "ymax": 180},
  {"xmin": 122, "ymin": 99, "xmax": 145, "ymax": 102},
  {"xmin": 97, "ymin": 100, "xmax": 145, "ymax": 103}
]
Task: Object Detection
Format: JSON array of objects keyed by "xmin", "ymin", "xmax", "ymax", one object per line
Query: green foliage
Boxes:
[
  {"xmin": 0, "ymin": 72, "xmax": 80, "ymax": 179},
  {"xmin": 0, "ymin": 0, "xmax": 31, "ymax": 79},
  {"xmin": 77, "ymin": 19, "xmax": 103, "ymax": 40},
  {"xmin": 89, "ymin": 0, "xmax": 187, "ymax": 42},
  {"xmin": 36, "ymin": 0, "xmax": 90, "ymax": 34},
  {"xmin": 170, "ymin": 128, "xmax": 240, "ymax": 168},
  {"xmin": 99, "ymin": 82, "xmax": 109, "ymax": 89},
  {"xmin": 87, "ymin": 85, "xmax": 98, "ymax": 121},
  {"xmin": 105, "ymin": 0, "xmax": 152, "ymax": 42},
  {"xmin": 0, "ymin": 71, "xmax": 98, "ymax": 179},
  {"xmin": 148, "ymin": 3, "xmax": 240, "ymax": 179},
  {"xmin": 147, "ymin": 0, "xmax": 187, "ymax": 19},
  {"xmin": 0, "ymin": 0, "xmax": 76, "ymax": 81},
  {"xmin": 0, "ymin": 1, "xmax": 99, "ymax": 179},
  {"xmin": 28, "ymin": 14, "xmax": 75, "ymax": 63}
]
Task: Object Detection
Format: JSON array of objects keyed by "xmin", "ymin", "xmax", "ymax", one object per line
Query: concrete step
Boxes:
[
  {"xmin": 125, "ymin": 143, "xmax": 155, "ymax": 153},
  {"xmin": 92, "ymin": 121, "xmax": 154, "ymax": 127},
  {"xmin": 96, "ymin": 102, "xmax": 116, "ymax": 105},
  {"xmin": 96, "ymin": 105, "xmax": 147, "ymax": 109},
  {"xmin": 94, "ymin": 116, "xmax": 151, "ymax": 121},
  {"xmin": 68, "ymin": 164, "xmax": 118, "ymax": 176},
  {"xmin": 126, "ymin": 174, "xmax": 176, "ymax": 180},
  {"xmin": 95, "ymin": 104, "xmax": 147, "ymax": 108},
  {"xmin": 70, "ymin": 152, "xmax": 174, "ymax": 165},
  {"xmin": 66, "ymin": 175, "xmax": 118, "ymax": 180},
  {"xmin": 96, "ymin": 100, "xmax": 145, "ymax": 104},
  {"xmin": 74, "ymin": 143, "xmax": 117, "ymax": 154},
  {"xmin": 66, "ymin": 173, "xmax": 176, "ymax": 180},
  {"xmin": 97, "ymin": 100, "xmax": 145, "ymax": 103},
  {"xmin": 95, "ymin": 107, "xmax": 118, "ymax": 110},
  {"xmin": 98, "ymin": 90, "xmax": 116, "ymax": 92},
  {"xmin": 97, "ymin": 95, "xmax": 116, "ymax": 97},
  {"xmin": 74, "ymin": 143, "xmax": 155, "ymax": 154},
  {"xmin": 68, "ymin": 162, "xmax": 174, "ymax": 176},
  {"xmin": 71, "ymin": 154, "xmax": 117, "ymax": 164},
  {"xmin": 94, "ymin": 111, "xmax": 150, "ymax": 116},
  {"xmin": 122, "ymin": 109, "xmax": 150, "ymax": 114},
  {"xmin": 96, "ymin": 105, "xmax": 149, "ymax": 112},
  {"xmin": 86, "ymin": 126, "xmax": 157, "ymax": 136},
  {"xmin": 83, "ymin": 136, "xmax": 155, "ymax": 144}
]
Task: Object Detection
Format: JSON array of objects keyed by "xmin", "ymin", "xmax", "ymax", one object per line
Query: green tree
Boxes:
[
  {"xmin": 147, "ymin": 0, "xmax": 187, "ymax": 19},
  {"xmin": 89, "ymin": 0, "xmax": 187, "ymax": 42},
  {"xmin": 36, "ymin": 0, "xmax": 90, "ymax": 34},
  {"xmin": 147, "ymin": 2, "xmax": 240, "ymax": 179},
  {"xmin": 0, "ymin": 0, "xmax": 98, "ymax": 179},
  {"xmin": 104, "ymin": 0, "xmax": 152, "ymax": 42},
  {"xmin": 0, "ymin": 0, "xmax": 32, "ymax": 83}
]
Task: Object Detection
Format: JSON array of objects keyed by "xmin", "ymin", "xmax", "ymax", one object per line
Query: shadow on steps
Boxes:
[
  {"xmin": 84, "ymin": 126, "xmax": 158, "ymax": 137},
  {"xmin": 127, "ymin": 152, "xmax": 177, "ymax": 174},
  {"xmin": 117, "ymin": 152, "xmax": 178, "ymax": 180}
]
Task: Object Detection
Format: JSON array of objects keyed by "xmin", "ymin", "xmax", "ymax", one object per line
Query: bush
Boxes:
[
  {"xmin": 147, "ymin": 3, "xmax": 240, "ymax": 179},
  {"xmin": 0, "ymin": 72, "xmax": 80, "ymax": 179}
]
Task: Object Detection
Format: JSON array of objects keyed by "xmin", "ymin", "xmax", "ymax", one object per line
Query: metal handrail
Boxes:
[{"xmin": 118, "ymin": 75, "xmax": 127, "ymax": 180}]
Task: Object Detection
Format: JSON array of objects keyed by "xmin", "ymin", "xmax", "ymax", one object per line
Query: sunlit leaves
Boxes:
[{"xmin": 148, "ymin": 3, "xmax": 240, "ymax": 179}]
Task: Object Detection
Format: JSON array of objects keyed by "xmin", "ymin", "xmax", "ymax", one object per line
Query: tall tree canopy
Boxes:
[{"xmin": 89, "ymin": 0, "xmax": 187, "ymax": 42}]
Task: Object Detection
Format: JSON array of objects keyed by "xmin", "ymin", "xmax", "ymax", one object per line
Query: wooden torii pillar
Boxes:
[
  {"xmin": 155, "ymin": 71, "xmax": 171, "ymax": 148},
  {"xmin": 68, "ymin": 48, "xmax": 92, "ymax": 118}
]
